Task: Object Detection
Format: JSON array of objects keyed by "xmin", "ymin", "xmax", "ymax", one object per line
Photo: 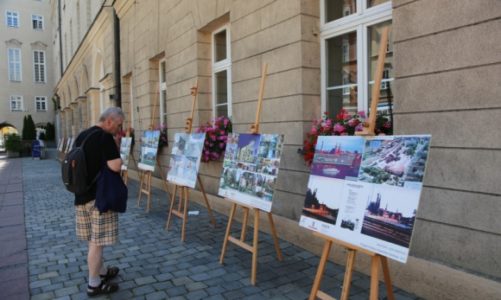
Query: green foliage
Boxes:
[
  {"xmin": 45, "ymin": 122, "xmax": 55, "ymax": 140},
  {"xmin": 22, "ymin": 115, "xmax": 37, "ymax": 140},
  {"xmin": 5, "ymin": 134, "xmax": 22, "ymax": 153}
]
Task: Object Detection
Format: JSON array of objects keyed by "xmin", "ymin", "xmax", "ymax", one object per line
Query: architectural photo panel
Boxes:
[
  {"xmin": 138, "ymin": 130, "xmax": 160, "ymax": 172},
  {"xmin": 218, "ymin": 133, "xmax": 284, "ymax": 212},
  {"xmin": 300, "ymin": 135, "xmax": 431, "ymax": 263},
  {"xmin": 167, "ymin": 133, "xmax": 205, "ymax": 188}
]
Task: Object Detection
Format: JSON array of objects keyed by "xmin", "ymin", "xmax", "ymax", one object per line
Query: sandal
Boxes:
[
  {"xmin": 100, "ymin": 266, "xmax": 120, "ymax": 281},
  {"xmin": 87, "ymin": 281, "xmax": 119, "ymax": 297}
]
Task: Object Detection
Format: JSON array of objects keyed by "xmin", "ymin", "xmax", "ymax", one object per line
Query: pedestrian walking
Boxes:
[{"xmin": 73, "ymin": 107, "xmax": 124, "ymax": 296}]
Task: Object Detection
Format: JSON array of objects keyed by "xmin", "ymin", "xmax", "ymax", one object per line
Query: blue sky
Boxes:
[{"xmin": 316, "ymin": 136, "xmax": 365, "ymax": 153}]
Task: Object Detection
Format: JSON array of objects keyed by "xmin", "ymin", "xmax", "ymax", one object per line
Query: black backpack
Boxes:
[{"xmin": 61, "ymin": 128, "xmax": 101, "ymax": 195}]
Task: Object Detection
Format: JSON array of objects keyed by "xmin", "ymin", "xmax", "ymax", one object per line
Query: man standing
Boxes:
[{"xmin": 73, "ymin": 107, "xmax": 124, "ymax": 296}]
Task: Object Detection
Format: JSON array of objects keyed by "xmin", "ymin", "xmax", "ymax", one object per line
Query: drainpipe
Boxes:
[
  {"xmin": 57, "ymin": 0, "xmax": 63, "ymax": 77},
  {"xmin": 113, "ymin": 9, "xmax": 121, "ymax": 108}
]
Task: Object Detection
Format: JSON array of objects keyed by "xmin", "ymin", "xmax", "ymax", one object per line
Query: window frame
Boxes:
[
  {"xmin": 32, "ymin": 14, "xmax": 44, "ymax": 30},
  {"xmin": 158, "ymin": 59, "xmax": 168, "ymax": 127},
  {"xmin": 320, "ymin": 0, "xmax": 392, "ymax": 115},
  {"xmin": 35, "ymin": 96, "xmax": 47, "ymax": 111},
  {"xmin": 211, "ymin": 25, "xmax": 232, "ymax": 119},
  {"xmin": 10, "ymin": 95, "xmax": 23, "ymax": 112},
  {"xmin": 6, "ymin": 10, "xmax": 20, "ymax": 28},
  {"xmin": 33, "ymin": 50, "xmax": 46, "ymax": 83},
  {"xmin": 8, "ymin": 48, "xmax": 22, "ymax": 82}
]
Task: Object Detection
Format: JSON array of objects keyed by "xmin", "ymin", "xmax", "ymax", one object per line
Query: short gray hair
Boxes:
[{"xmin": 99, "ymin": 107, "xmax": 125, "ymax": 122}]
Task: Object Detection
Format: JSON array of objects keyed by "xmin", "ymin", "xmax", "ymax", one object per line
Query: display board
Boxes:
[
  {"xmin": 167, "ymin": 133, "xmax": 205, "ymax": 188},
  {"xmin": 299, "ymin": 135, "xmax": 431, "ymax": 263},
  {"xmin": 120, "ymin": 137, "xmax": 132, "ymax": 171},
  {"xmin": 218, "ymin": 133, "xmax": 284, "ymax": 212},
  {"xmin": 138, "ymin": 130, "xmax": 160, "ymax": 171}
]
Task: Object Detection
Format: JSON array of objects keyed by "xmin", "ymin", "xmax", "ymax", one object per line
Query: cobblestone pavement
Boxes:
[{"xmin": 21, "ymin": 157, "xmax": 421, "ymax": 300}]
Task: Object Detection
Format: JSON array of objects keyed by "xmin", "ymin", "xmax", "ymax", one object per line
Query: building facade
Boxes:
[
  {"xmin": 53, "ymin": 1, "xmax": 501, "ymax": 299},
  {"xmin": 0, "ymin": 0, "xmax": 55, "ymax": 146}
]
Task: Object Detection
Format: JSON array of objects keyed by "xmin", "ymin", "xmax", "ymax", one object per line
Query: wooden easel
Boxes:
[
  {"xmin": 165, "ymin": 81, "xmax": 216, "ymax": 242},
  {"xmin": 136, "ymin": 82, "xmax": 171, "ymax": 212},
  {"xmin": 219, "ymin": 64, "xmax": 283, "ymax": 286},
  {"xmin": 308, "ymin": 26, "xmax": 394, "ymax": 300}
]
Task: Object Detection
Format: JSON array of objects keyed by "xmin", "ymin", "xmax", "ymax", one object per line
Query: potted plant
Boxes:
[
  {"xmin": 196, "ymin": 116, "xmax": 232, "ymax": 162},
  {"xmin": 301, "ymin": 109, "xmax": 392, "ymax": 166},
  {"xmin": 5, "ymin": 134, "xmax": 22, "ymax": 158}
]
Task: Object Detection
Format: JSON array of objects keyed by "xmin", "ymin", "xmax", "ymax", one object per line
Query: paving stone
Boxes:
[
  {"xmin": 30, "ymin": 279, "xmax": 51, "ymax": 289},
  {"xmin": 172, "ymin": 276, "xmax": 194, "ymax": 286},
  {"xmin": 134, "ymin": 275, "xmax": 157, "ymax": 285},
  {"xmin": 186, "ymin": 289, "xmax": 209, "ymax": 300},
  {"xmin": 166, "ymin": 286, "xmax": 188, "ymax": 297},
  {"xmin": 186, "ymin": 281, "xmax": 208, "ymax": 291},
  {"xmin": 38, "ymin": 271, "xmax": 59, "ymax": 280},
  {"xmin": 30, "ymin": 292, "xmax": 54, "ymax": 300},
  {"xmin": 133, "ymin": 285, "xmax": 156, "ymax": 296},
  {"xmin": 145, "ymin": 291, "xmax": 168, "ymax": 300},
  {"xmin": 152, "ymin": 281, "xmax": 174, "ymax": 291}
]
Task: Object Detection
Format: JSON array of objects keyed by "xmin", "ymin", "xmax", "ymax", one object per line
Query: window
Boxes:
[
  {"xmin": 32, "ymin": 15, "xmax": 43, "ymax": 30},
  {"xmin": 212, "ymin": 26, "xmax": 232, "ymax": 118},
  {"xmin": 33, "ymin": 50, "xmax": 46, "ymax": 83},
  {"xmin": 35, "ymin": 96, "xmax": 47, "ymax": 111},
  {"xmin": 10, "ymin": 95, "xmax": 23, "ymax": 111},
  {"xmin": 6, "ymin": 11, "xmax": 19, "ymax": 28},
  {"xmin": 8, "ymin": 48, "xmax": 22, "ymax": 81},
  {"xmin": 321, "ymin": 0, "xmax": 393, "ymax": 116},
  {"xmin": 159, "ymin": 60, "xmax": 167, "ymax": 126}
]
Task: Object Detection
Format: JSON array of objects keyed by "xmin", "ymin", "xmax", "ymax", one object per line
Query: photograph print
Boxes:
[
  {"xmin": 138, "ymin": 130, "xmax": 161, "ymax": 171},
  {"xmin": 218, "ymin": 133, "xmax": 284, "ymax": 212},
  {"xmin": 310, "ymin": 136, "xmax": 365, "ymax": 180},
  {"xmin": 360, "ymin": 185, "xmax": 421, "ymax": 248},
  {"xmin": 301, "ymin": 176, "xmax": 344, "ymax": 225},
  {"xmin": 167, "ymin": 133, "xmax": 205, "ymax": 188},
  {"xmin": 357, "ymin": 135, "xmax": 431, "ymax": 188},
  {"xmin": 120, "ymin": 137, "xmax": 132, "ymax": 170}
]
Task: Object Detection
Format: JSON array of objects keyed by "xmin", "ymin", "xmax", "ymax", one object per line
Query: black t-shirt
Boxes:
[{"xmin": 74, "ymin": 126, "xmax": 120, "ymax": 205}]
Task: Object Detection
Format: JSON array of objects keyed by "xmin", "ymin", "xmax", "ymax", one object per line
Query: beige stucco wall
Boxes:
[
  {"xmin": 0, "ymin": 0, "xmax": 55, "ymax": 134},
  {"xmin": 54, "ymin": 2, "xmax": 116, "ymax": 139},
  {"xmin": 392, "ymin": 0, "xmax": 501, "ymax": 282}
]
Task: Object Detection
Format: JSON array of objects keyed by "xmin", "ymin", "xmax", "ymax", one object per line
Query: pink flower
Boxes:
[
  {"xmin": 348, "ymin": 118, "xmax": 360, "ymax": 127},
  {"xmin": 333, "ymin": 123, "xmax": 345, "ymax": 133},
  {"xmin": 358, "ymin": 111, "xmax": 366, "ymax": 118}
]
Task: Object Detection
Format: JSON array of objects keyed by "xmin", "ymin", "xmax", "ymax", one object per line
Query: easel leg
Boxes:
[
  {"xmin": 220, "ymin": 203, "xmax": 237, "ymax": 264},
  {"xmin": 240, "ymin": 207, "xmax": 249, "ymax": 241},
  {"xmin": 137, "ymin": 171, "xmax": 143, "ymax": 206},
  {"xmin": 340, "ymin": 249, "xmax": 357, "ymax": 300},
  {"xmin": 381, "ymin": 256, "xmax": 395, "ymax": 300},
  {"xmin": 267, "ymin": 213, "xmax": 283, "ymax": 261},
  {"xmin": 181, "ymin": 187, "xmax": 189, "ymax": 242},
  {"xmin": 308, "ymin": 239, "xmax": 332, "ymax": 300},
  {"xmin": 197, "ymin": 175, "xmax": 216, "ymax": 226},
  {"xmin": 251, "ymin": 208, "xmax": 260, "ymax": 286},
  {"xmin": 370, "ymin": 255, "xmax": 380, "ymax": 300},
  {"xmin": 165, "ymin": 185, "xmax": 177, "ymax": 230},
  {"xmin": 146, "ymin": 172, "xmax": 152, "ymax": 213}
]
